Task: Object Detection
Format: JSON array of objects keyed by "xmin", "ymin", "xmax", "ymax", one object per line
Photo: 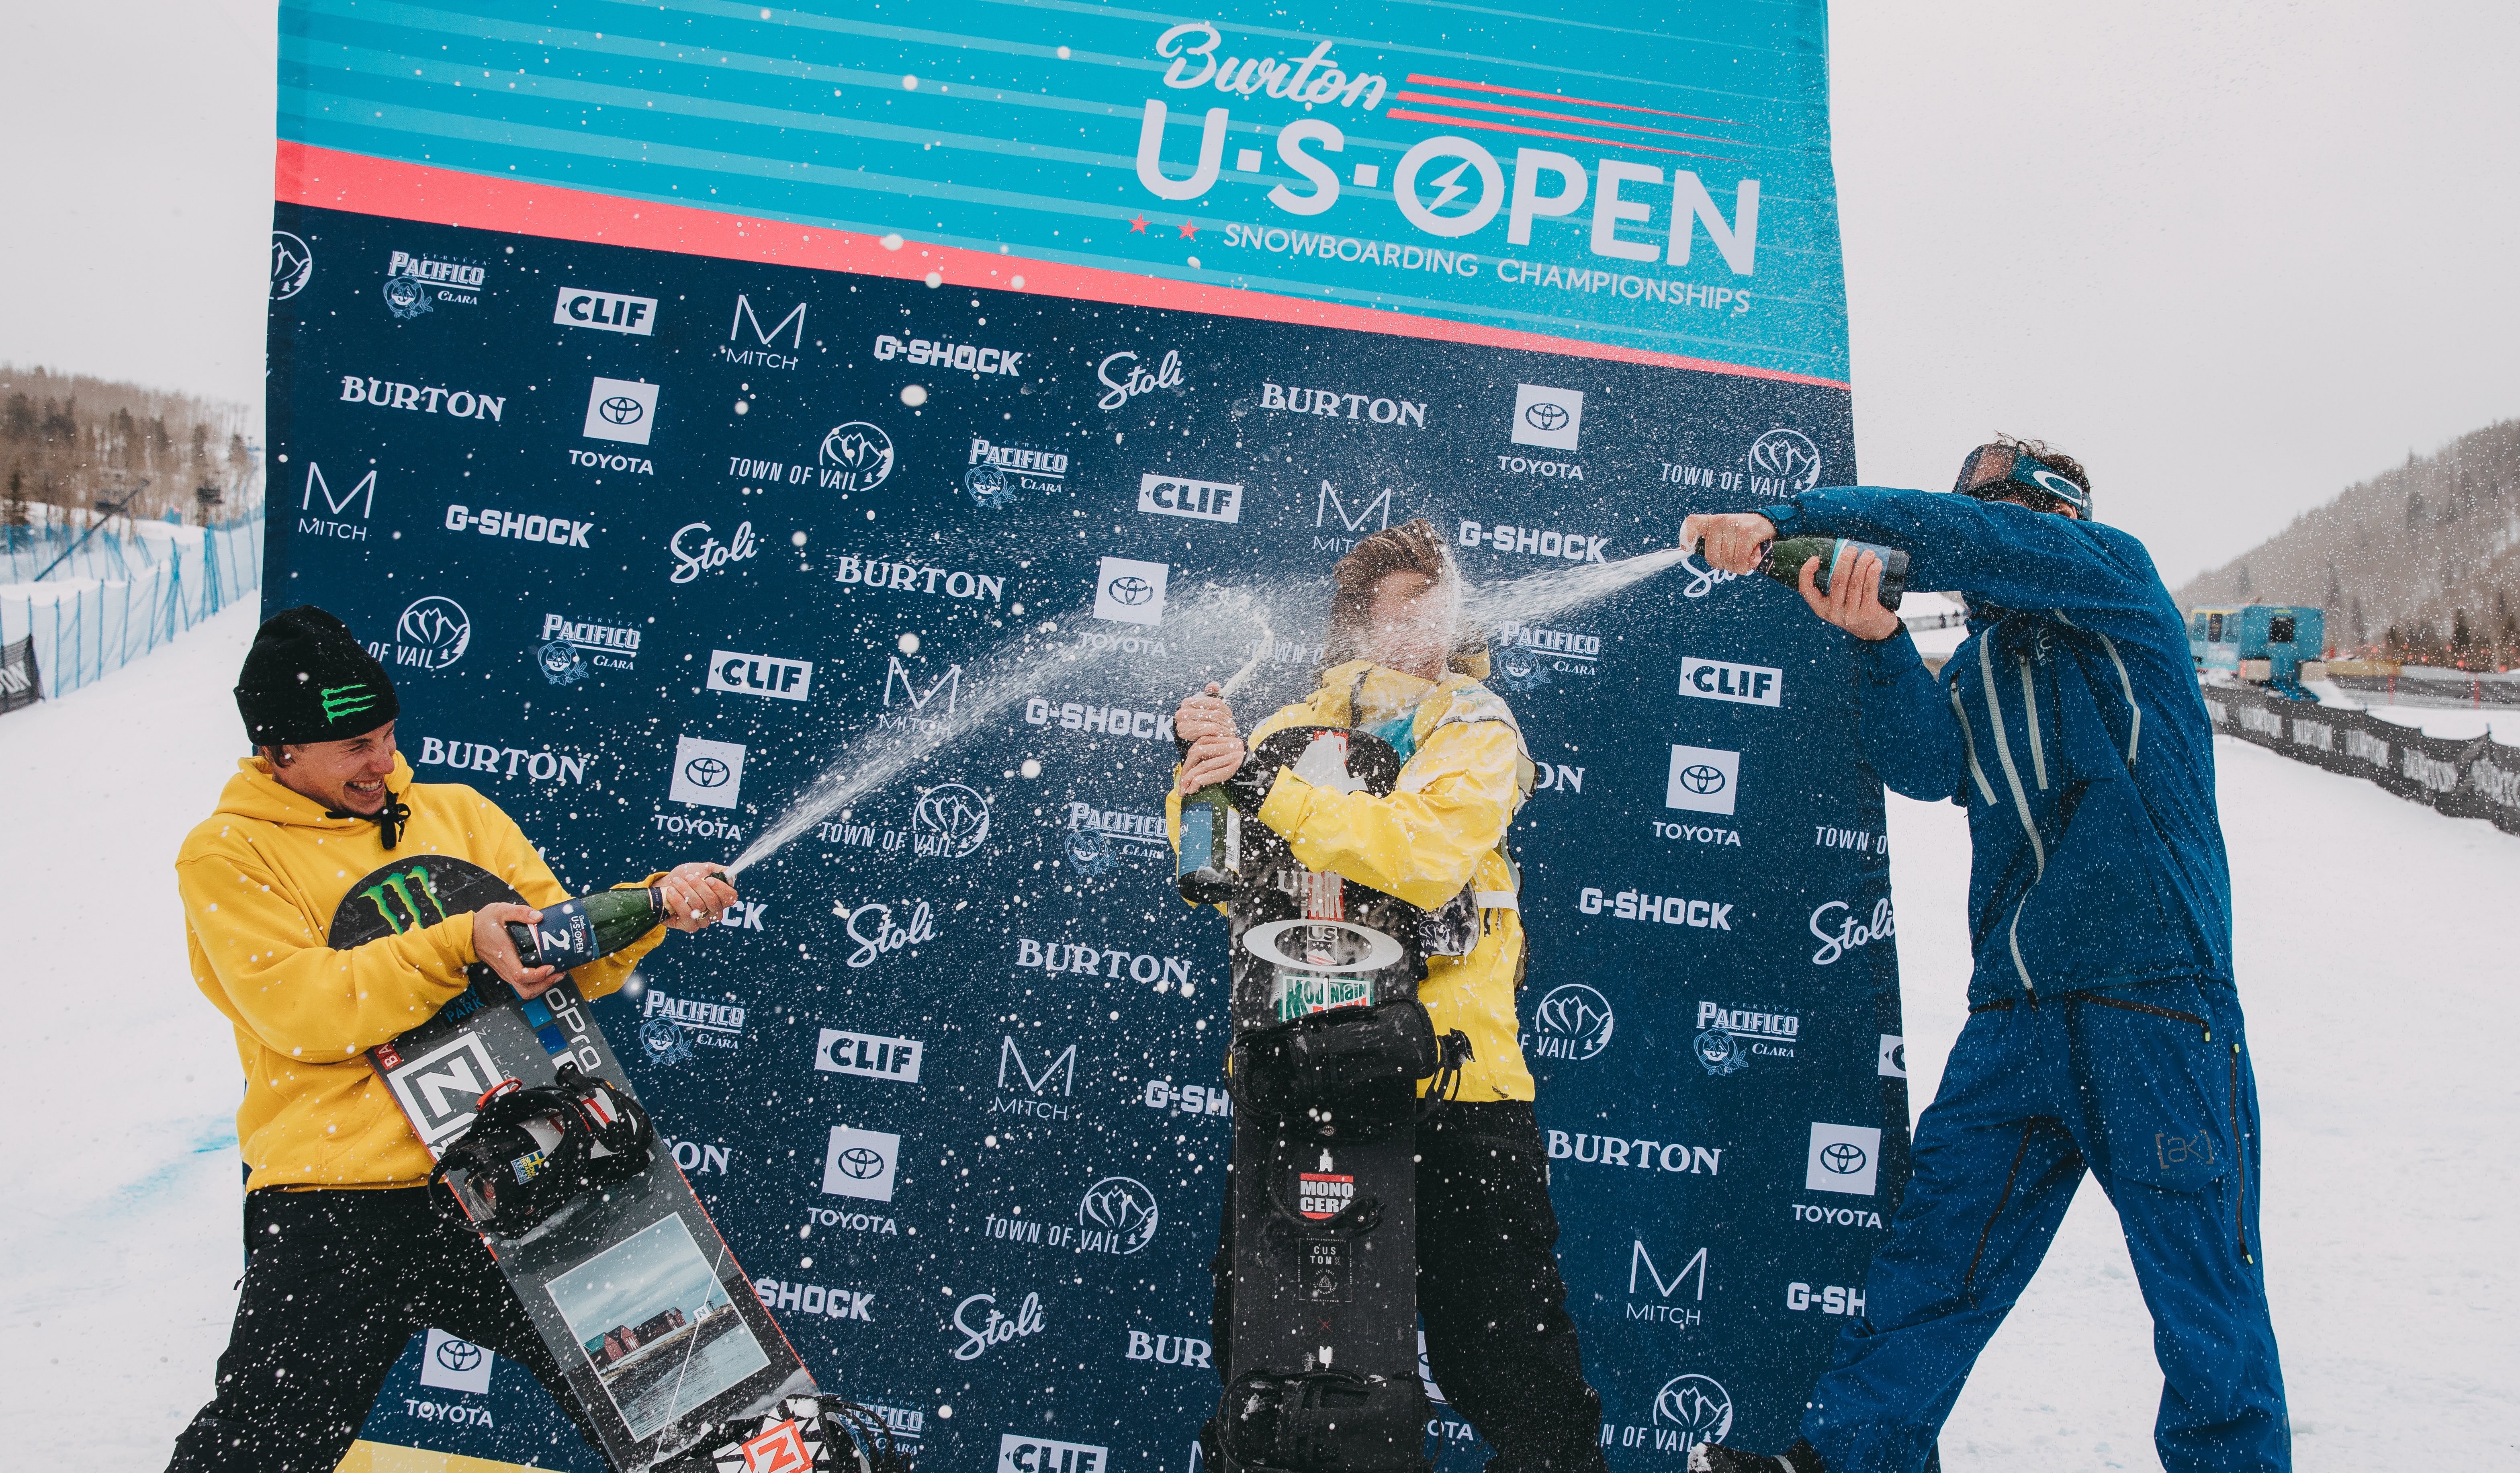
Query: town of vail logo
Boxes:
[
  {"xmin": 820, "ymin": 421, "xmax": 896, "ymax": 492},
  {"xmin": 1532, "ymin": 983, "xmax": 1615, "ymax": 1062}
]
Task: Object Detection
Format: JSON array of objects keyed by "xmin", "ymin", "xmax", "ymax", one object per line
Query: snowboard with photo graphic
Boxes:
[{"xmin": 336, "ymin": 854, "xmax": 893, "ymax": 1472}]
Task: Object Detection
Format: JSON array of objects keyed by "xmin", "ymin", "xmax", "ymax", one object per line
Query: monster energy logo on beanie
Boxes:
[{"xmin": 235, "ymin": 605, "xmax": 403, "ymax": 744}]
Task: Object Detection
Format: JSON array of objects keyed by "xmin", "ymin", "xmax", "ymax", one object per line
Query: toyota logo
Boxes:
[
  {"xmin": 1676, "ymin": 763, "xmax": 1727, "ymax": 795},
  {"xmin": 434, "ymin": 1338, "xmax": 485, "ymax": 1373},
  {"xmin": 1105, "ymin": 574, "xmax": 1155, "ymax": 606},
  {"xmin": 1651, "ymin": 1374, "xmax": 1734, "ymax": 1444},
  {"xmin": 835, "ymin": 1145, "xmax": 888, "ymax": 1180},
  {"xmin": 598, "ymin": 394, "xmax": 645, "ymax": 426},
  {"xmin": 1819, "ymin": 1141, "xmax": 1868, "ymax": 1175},
  {"xmin": 682, "ymin": 755, "xmax": 732, "ymax": 789},
  {"xmin": 1078, "ymin": 1175, "xmax": 1160, "ymax": 1253},
  {"xmin": 1524, "ymin": 401, "xmax": 1570, "ymax": 432},
  {"xmin": 395, "ymin": 596, "xmax": 471, "ymax": 670}
]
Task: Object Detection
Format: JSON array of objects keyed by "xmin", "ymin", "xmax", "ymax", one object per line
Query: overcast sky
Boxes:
[{"xmin": 4, "ymin": 2, "xmax": 2512, "ymax": 585}]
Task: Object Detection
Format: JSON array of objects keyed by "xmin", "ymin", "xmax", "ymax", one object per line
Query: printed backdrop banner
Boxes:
[{"xmin": 266, "ymin": 4, "xmax": 1903, "ymax": 1469}]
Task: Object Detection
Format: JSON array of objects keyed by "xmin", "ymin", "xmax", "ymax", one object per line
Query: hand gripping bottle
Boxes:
[
  {"xmin": 1761, "ymin": 535, "xmax": 1909, "ymax": 611},
  {"xmin": 506, "ymin": 884, "xmax": 689, "ymax": 971}
]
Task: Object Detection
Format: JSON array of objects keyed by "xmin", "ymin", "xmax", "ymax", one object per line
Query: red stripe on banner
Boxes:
[
  {"xmin": 1382, "ymin": 108, "xmax": 1727, "ymax": 160},
  {"xmin": 1388, "ymin": 90, "xmax": 1739, "ymax": 148},
  {"xmin": 1401, "ymin": 73, "xmax": 1735, "ymax": 125},
  {"xmin": 273, "ymin": 142, "xmax": 1847, "ymax": 390}
]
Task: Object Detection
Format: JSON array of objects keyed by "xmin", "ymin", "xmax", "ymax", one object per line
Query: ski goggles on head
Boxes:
[{"xmin": 1954, "ymin": 443, "xmax": 2090, "ymax": 515}]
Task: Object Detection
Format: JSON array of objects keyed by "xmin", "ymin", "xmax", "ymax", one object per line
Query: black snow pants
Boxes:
[
  {"xmin": 1212, "ymin": 1101, "xmax": 1610, "ymax": 1473},
  {"xmin": 165, "ymin": 1184, "xmax": 601, "ymax": 1473}
]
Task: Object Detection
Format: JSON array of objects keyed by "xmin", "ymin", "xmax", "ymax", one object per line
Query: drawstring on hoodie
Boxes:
[{"xmin": 326, "ymin": 793, "xmax": 410, "ymax": 849}]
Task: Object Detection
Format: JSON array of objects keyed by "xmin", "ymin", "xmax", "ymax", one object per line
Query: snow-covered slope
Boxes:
[{"xmin": 2, "ymin": 606, "xmax": 2515, "ymax": 1470}]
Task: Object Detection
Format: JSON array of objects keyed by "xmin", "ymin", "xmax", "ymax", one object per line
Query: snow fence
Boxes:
[
  {"xmin": 2206, "ymin": 683, "xmax": 2520, "ymax": 836},
  {"xmin": 0, "ymin": 510, "xmax": 264, "ymax": 701}
]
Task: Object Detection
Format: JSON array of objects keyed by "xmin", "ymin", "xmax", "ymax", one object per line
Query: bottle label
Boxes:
[
  {"xmin": 1178, "ymin": 805, "xmax": 1215, "ymax": 875},
  {"xmin": 522, "ymin": 898, "xmax": 602, "ymax": 971}
]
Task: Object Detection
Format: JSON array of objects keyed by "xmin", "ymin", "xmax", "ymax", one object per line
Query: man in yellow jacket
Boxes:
[
  {"xmin": 1170, "ymin": 521, "xmax": 1610, "ymax": 1473},
  {"xmin": 165, "ymin": 606, "xmax": 734, "ymax": 1473}
]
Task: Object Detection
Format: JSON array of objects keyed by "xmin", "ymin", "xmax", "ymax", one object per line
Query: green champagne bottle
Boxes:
[
  {"xmin": 1761, "ymin": 535, "xmax": 1909, "ymax": 611},
  {"xmin": 506, "ymin": 886, "xmax": 668, "ymax": 971},
  {"xmin": 1177, "ymin": 784, "xmax": 1242, "ymax": 905}
]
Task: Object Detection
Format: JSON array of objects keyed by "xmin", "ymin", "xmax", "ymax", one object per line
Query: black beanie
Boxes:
[{"xmin": 235, "ymin": 606, "xmax": 401, "ymax": 746}]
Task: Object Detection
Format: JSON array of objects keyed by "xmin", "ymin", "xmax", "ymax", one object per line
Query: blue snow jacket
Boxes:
[{"xmin": 1759, "ymin": 487, "xmax": 2234, "ymax": 1006}]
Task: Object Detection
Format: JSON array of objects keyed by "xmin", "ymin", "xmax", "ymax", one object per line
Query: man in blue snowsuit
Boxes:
[{"xmin": 1679, "ymin": 440, "xmax": 2289, "ymax": 1473}]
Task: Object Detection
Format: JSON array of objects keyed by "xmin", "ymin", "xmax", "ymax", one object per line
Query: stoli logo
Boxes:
[{"xmin": 1808, "ymin": 897, "xmax": 1894, "ymax": 966}]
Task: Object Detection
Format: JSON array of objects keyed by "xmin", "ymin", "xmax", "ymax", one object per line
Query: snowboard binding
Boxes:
[
  {"xmin": 428, "ymin": 1064, "xmax": 656, "ymax": 1238},
  {"xmin": 655, "ymin": 1393, "xmax": 914, "ymax": 1473}
]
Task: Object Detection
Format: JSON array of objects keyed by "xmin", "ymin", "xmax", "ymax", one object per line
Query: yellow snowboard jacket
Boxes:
[
  {"xmin": 175, "ymin": 755, "xmax": 665, "ymax": 1190},
  {"xmin": 1168, "ymin": 660, "xmax": 1538, "ymax": 1101}
]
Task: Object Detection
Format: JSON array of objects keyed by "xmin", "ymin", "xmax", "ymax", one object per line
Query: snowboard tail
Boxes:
[{"xmin": 336, "ymin": 857, "xmax": 848, "ymax": 1472}]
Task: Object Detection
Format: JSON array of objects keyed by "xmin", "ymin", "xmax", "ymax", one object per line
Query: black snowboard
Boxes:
[
  {"xmin": 1211, "ymin": 727, "xmax": 1453, "ymax": 1473},
  {"xmin": 335, "ymin": 856, "xmax": 832, "ymax": 1472}
]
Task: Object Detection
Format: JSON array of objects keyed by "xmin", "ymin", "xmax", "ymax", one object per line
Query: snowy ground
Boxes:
[{"xmin": 2, "ymin": 604, "xmax": 2516, "ymax": 1470}]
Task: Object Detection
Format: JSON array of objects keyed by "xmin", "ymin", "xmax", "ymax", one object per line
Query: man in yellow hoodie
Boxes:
[
  {"xmin": 166, "ymin": 605, "xmax": 735, "ymax": 1473},
  {"xmin": 1170, "ymin": 521, "xmax": 1610, "ymax": 1473}
]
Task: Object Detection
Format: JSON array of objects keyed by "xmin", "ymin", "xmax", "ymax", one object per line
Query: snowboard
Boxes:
[
  {"xmin": 1211, "ymin": 727, "xmax": 1459, "ymax": 1473},
  {"xmin": 338, "ymin": 856, "xmax": 859, "ymax": 1473}
]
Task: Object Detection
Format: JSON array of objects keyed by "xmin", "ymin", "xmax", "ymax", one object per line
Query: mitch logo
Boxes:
[
  {"xmin": 1678, "ymin": 658, "xmax": 1782, "ymax": 707},
  {"xmin": 726, "ymin": 295, "xmax": 807, "ymax": 367},
  {"xmin": 706, "ymin": 649, "xmax": 813, "ymax": 702},
  {"xmin": 1628, "ymin": 1240, "xmax": 1708, "ymax": 1327},
  {"xmin": 816, "ymin": 1028, "xmax": 925, "ymax": 1082},
  {"xmin": 1137, "ymin": 472, "xmax": 1242, "ymax": 523},
  {"xmin": 552, "ymin": 286, "xmax": 656, "ymax": 335},
  {"xmin": 297, "ymin": 462, "xmax": 376, "ymax": 541}
]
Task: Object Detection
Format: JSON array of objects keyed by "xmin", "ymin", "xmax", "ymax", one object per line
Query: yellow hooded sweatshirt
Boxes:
[
  {"xmin": 1168, "ymin": 660, "xmax": 1538, "ymax": 1101},
  {"xmin": 176, "ymin": 755, "xmax": 665, "ymax": 1190}
]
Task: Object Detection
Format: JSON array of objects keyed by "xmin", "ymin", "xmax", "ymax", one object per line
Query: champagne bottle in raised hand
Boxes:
[
  {"xmin": 506, "ymin": 885, "xmax": 676, "ymax": 972},
  {"xmin": 1755, "ymin": 535, "xmax": 1909, "ymax": 611}
]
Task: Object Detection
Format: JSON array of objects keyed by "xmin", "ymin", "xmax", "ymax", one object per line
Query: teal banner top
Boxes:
[{"xmin": 278, "ymin": 0, "xmax": 1848, "ymax": 382}]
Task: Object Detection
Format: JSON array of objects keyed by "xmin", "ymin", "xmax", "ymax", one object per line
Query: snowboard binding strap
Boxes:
[{"xmin": 428, "ymin": 1064, "xmax": 655, "ymax": 1237}]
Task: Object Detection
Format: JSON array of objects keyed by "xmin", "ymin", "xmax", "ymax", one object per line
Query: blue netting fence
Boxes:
[{"xmin": 0, "ymin": 505, "xmax": 264, "ymax": 700}]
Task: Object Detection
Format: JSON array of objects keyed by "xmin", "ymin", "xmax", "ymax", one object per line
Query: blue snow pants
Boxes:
[{"xmin": 1802, "ymin": 979, "xmax": 2289, "ymax": 1472}]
